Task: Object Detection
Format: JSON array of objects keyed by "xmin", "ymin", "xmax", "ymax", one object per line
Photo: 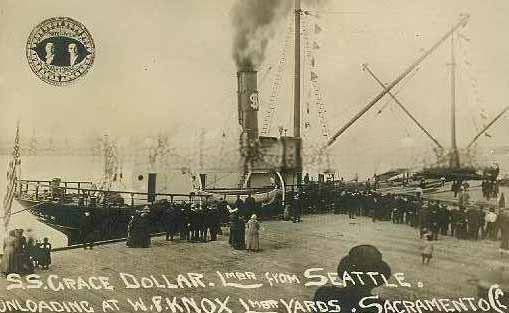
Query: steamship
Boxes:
[
  {"xmin": 13, "ymin": 0, "xmax": 308, "ymax": 246},
  {"xmin": 13, "ymin": 66, "xmax": 297, "ymax": 246},
  {"xmin": 11, "ymin": 2, "xmax": 504, "ymax": 246}
]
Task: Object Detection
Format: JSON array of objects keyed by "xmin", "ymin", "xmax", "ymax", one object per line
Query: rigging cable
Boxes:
[{"xmin": 260, "ymin": 15, "xmax": 293, "ymax": 136}]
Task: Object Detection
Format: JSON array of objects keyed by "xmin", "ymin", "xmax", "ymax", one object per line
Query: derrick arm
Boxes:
[
  {"xmin": 466, "ymin": 106, "xmax": 509, "ymax": 149},
  {"xmin": 362, "ymin": 63, "xmax": 444, "ymax": 150},
  {"xmin": 324, "ymin": 14, "xmax": 470, "ymax": 150}
]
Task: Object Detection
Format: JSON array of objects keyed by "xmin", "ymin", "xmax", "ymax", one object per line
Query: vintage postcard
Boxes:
[{"xmin": 0, "ymin": 1, "xmax": 508, "ymax": 312}]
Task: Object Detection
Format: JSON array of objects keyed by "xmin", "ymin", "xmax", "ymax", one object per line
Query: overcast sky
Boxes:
[{"xmin": 1, "ymin": 0, "xmax": 508, "ymax": 178}]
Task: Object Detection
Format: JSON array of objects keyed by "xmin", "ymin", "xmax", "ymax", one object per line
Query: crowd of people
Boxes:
[
  {"xmin": 116, "ymin": 179, "xmax": 509, "ymax": 258},
  {"xmin": 5, "ymin": 177, "xmax": 509, "ymax": 278},
  {"xmin": 1, "ymin": 229, "xmax": 52, "ymax": 276},
  {"xmin": 481, "ymin": 179, "xmax": 500, "ymax": 200},
  {"xmin": 318, "ymin": 184, "xmax": 509, "ymax": 256},
  {"xmin": 123, "ymin": 197, "xmax": 263, "ymax": 252}
]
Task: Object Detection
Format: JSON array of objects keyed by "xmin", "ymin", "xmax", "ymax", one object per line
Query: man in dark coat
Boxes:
[
  {"xmin": 438, "ymin": 204, "xmax": 450, "ymax": 235},
  {"xmin": 163, "ymin": 202, "xmax": 178, "ymax": 241},
  {"xmin": 190, "ymin": 205, "xmax": 201, "ymax": 242},
  {"xmin": 199, "ymin": 206, "xmax": 208, "ymax": 242},
  {"xmin": 208, "ymin": 207, "xmax": 221, "ymax": 241},
  {"xmin": 292, "ymin": 192, "xmax": 302, "ymax": 223},
  {"xmin": 347, "ymin": 192, "xmax": 356, "ymax": 219},
  {"xmin": 234, "ymin": 196, "xmax": 244, "ymax": 215},
  {"xmin": 429, "ymin": 202, "xmax": 440, "ymax": 240},
  {"xmin": 450, "ymin": 206, "xmax": 458, "ymax": 237},
  {"xmin": 81, "ymin": 209, "xmax": 96, "ymax": 249},
  {"xmin": 455, "ymin": 208, "xmax": 468, "ymax": 239},
  {"xmin": 238, "ymin": 216, "xmax": 246, "ymax": 249},
  {"xmin": 244, "ymin": 194, "xmax": 256, "ymax": 219},
  {"xmin": 467, "ymin": 207, "xmax": 481, "ymax": 240},
  {"xmin": 181, "ymin": 205, "xmax": 192, "ymax": 241},
  {"xmin": 217, "ymin": 197, "xmax": 229, "ymax": 225},
  {"xmin": 139, "ymin": 212, "xmax": 151, "ymax": 248},
  {"xmin": 229, "ymin": 210, "xmax": 243, "ymax": 249},
  {"xmin": 479, "ymin": 207, "xmax": 486, "ymax": 238}
]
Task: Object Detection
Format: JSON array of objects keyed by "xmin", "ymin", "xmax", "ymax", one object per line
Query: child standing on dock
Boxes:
[
  {"xmin": 420, "ymin": 233, "xmax": 434, "ymax": 265},
  {"xmin": 39, "ymin": 238, "xmax": 52, "ymax": 270}
]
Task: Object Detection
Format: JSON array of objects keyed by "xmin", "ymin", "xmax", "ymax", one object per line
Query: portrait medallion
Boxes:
[{"xmin": 26, "ymin": 17, "xmax": 95, "ymax": 86}]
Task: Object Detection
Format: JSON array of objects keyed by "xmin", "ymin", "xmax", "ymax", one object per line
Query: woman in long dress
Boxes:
[
  {"xmin": 1, "ymin": 230, "xmax": 18, "ymax": 275},
  {"xmin": 229, "ymin": 212, "xmax": 242, "ymax": 249},
  {"xmin": 246, "ymin": 214, "xmax": 260, "ymax": 252}
]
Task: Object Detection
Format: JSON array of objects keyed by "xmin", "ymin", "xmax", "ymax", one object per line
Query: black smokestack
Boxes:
[
  {"xmin": 231, "ymin": 0, "xmax": 292, "ymax": 70},
  {"xmin": 237, "ymin": 70, "xmax": 258, "ymax": 142}
]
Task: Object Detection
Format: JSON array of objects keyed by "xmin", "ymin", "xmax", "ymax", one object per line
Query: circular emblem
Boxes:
[{"xmin": 26, "ymin": 17, "xmax": 95, "ymax": 86}]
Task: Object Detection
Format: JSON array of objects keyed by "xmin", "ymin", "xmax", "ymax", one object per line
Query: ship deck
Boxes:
[{"xmin": 0, "ymin": 212, "xmax": 504, "ymax": 312}]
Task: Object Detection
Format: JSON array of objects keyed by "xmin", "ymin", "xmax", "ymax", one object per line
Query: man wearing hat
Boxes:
[
  {"xmin": 292, "ymin": 191, "xmax": 302, "ymax": 223},
  {"xmin": 314, "ymin": 245, "xmax": 391, "ymax": 313},
  {"xmin": 467, "ymin": 205, "xmax": 481, "ymax": 240},
  {"xmin": 438, "ymin": 203, "xmax": 450, "ymax": 236},
  {"xmin": 455, "ymin": 207, "xmax": 468, "ymax": 239},
  {"xmin": 458, "ymin": 183, "xmax": 471, "ymax": 210}
]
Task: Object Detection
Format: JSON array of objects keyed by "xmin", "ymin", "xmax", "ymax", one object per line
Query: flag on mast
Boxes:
[{"xmin": 2, "ymin": 123, "xmax": 21, "ymax": 230}]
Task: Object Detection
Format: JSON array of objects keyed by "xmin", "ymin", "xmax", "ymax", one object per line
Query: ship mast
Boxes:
[
  {"xmin": 294, "ymin": 0, "xmax": 303, "ymax": 182},
  {"xmin": 294, "ymin": 0, "xmax": 301, "ymax": 139},
  {"xmin": 449, "ymin": 31, "xmax": 460, "ymax": 168}
]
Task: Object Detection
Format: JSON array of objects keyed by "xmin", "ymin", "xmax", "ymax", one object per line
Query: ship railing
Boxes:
[
  {"xmin": 202, "ymin": 186, "xmax": 277, "ymax": 194},
  {"xmin": 15, "ymin": 179, "xmax": 211, "ymax": 207},
  {"xmin": 16, "ymin": 179, "xmax": 93, "ymax": 201}
]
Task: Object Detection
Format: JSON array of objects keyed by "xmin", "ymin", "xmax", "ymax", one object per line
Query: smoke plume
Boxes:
[{"xmin": 231, "ymin": 0, "xmax": 292, "ymax": 70}]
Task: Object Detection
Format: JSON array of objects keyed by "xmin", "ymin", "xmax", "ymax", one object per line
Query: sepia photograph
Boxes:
[{"xmin": 0, "ymin": 0, "xmax": 508, "ymax": 312}]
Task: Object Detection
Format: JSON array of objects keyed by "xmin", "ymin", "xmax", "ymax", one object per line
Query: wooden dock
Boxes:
[{"xmin": 0, "ymin": 213, "xmax": 504, "ymax": 312}]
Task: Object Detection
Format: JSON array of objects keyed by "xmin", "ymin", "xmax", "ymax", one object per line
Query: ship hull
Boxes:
[{"xmin": 15, "ymin": 198, "xmax": 149, "ymax": 245}]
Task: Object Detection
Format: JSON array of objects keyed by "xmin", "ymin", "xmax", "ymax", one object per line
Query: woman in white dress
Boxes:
[{"xmin": 246, "ymin": 214, "xmax": 260, "ymax": 252}]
